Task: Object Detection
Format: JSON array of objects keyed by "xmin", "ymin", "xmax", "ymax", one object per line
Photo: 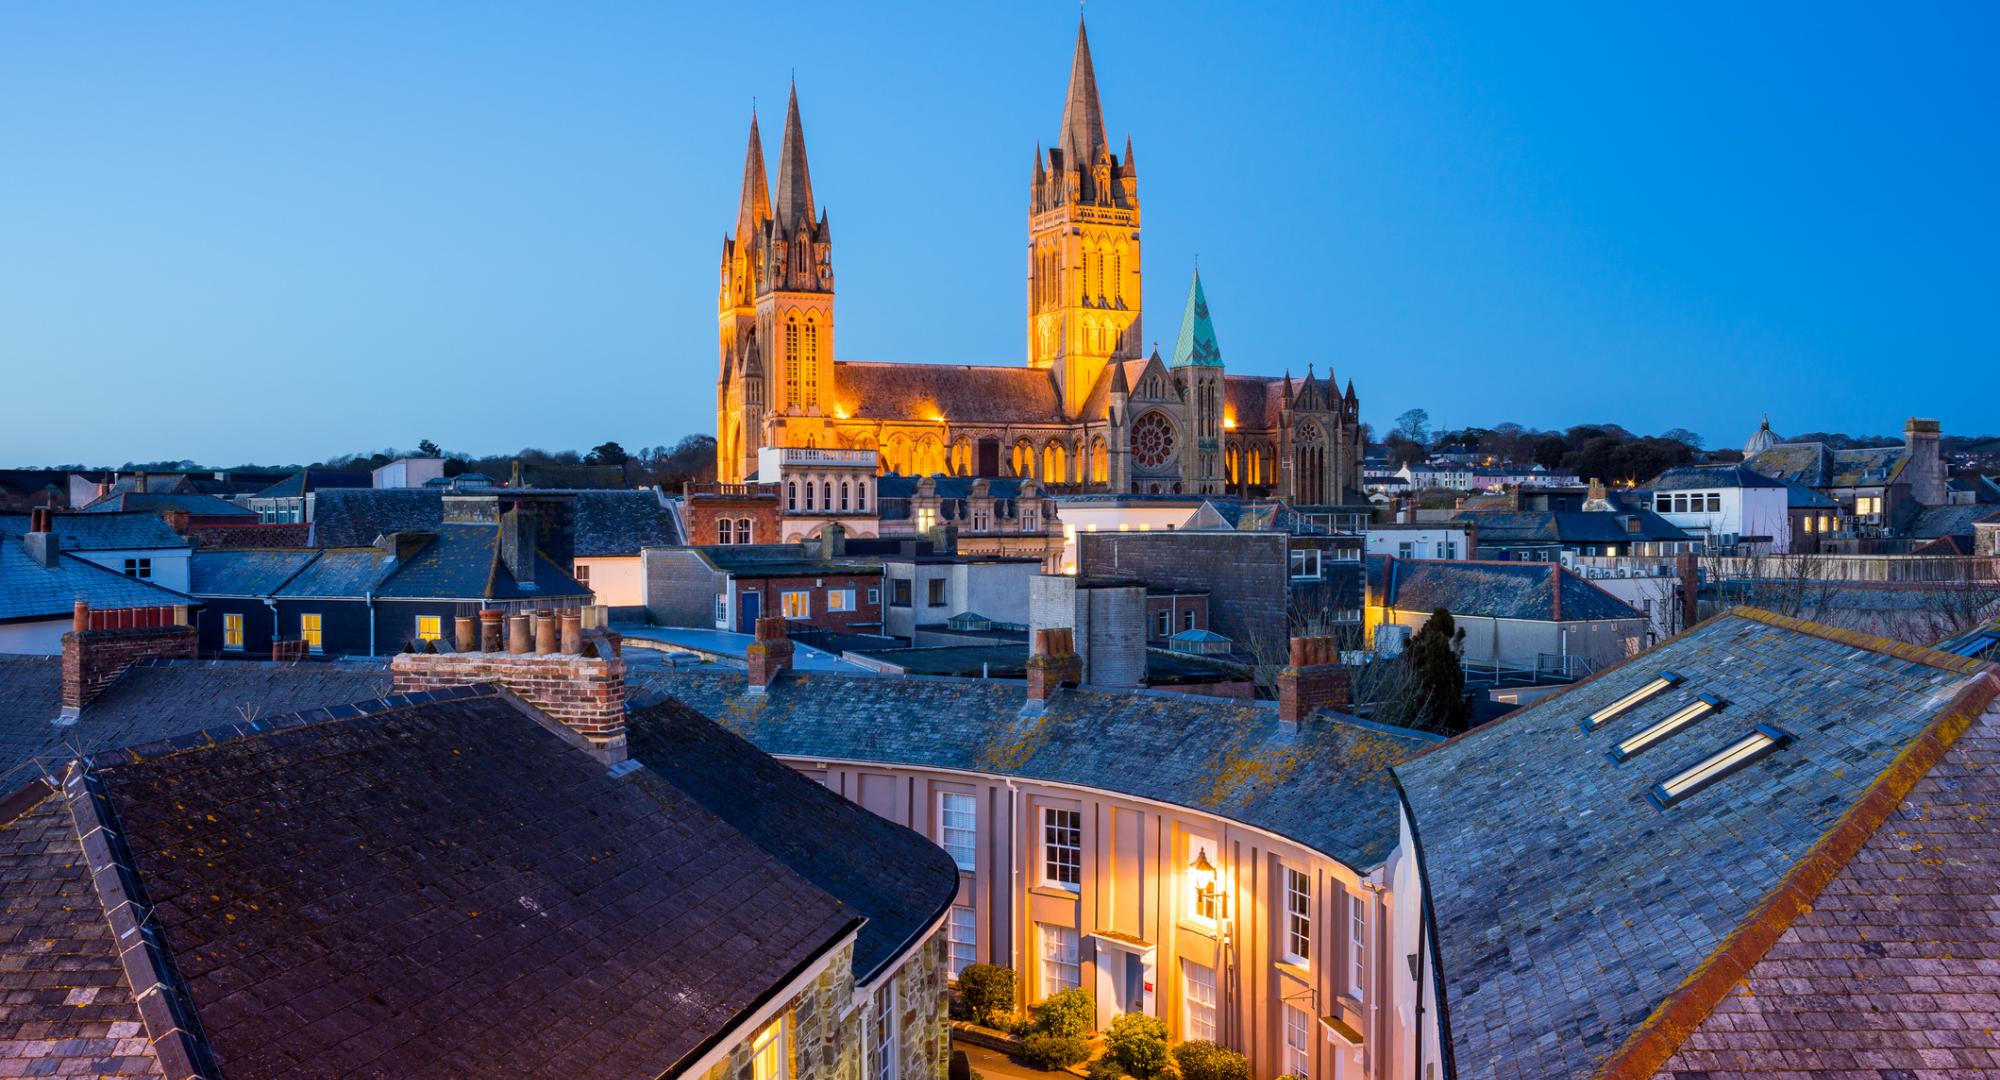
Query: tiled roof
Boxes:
[
  {"xmin": 308, "ymin": 488, "xmax": 443, "ymax": 547},
  {"xmin": 1903, "ymin": 503, "xmax": 2000, "ymax": 539},
  {"xmin": 276, "ymin": 548, "xmax": 392, "ymax": 598},
  {"xmin": 0, "ymin": 785, "xmax": 164, "ymax": 1077},
  {"xmin": 0, "ymin": 539, "xmax": 192, "ymax": 623},
  {"xmin": 1451, "ymin": 510, "xmax": 1690, "ymax": 545},
  {"xmin": 1366, "ymin": 555, "xmax": 1641, "ymax": 622},
  {"xmin": 1645, "ymin": 464, "xmax": 1786, "ymax": 491},
  {"xmin": 627, "ymin": 695, "xmax": 960, "ymax": 981},
  {"xmin": 0, "ymin": 657, "xmax": 391, "ymax": 790},
  {"xmin": 652, "ymin": 669, "xmax": 1440, "ymax": 871},
  {"xmin": 83, "ymin": 492, "xmax": 251, "ymax": 517},
  {"xmin": 372, "ymin": 524, "xmax": 588, "ymax": 601},
  {"xmin": 0, "ymin": 511, "xmax": 186, "ymax": 552},
  {"xmin": 246, "ymin": 469, "xmax": 374, "ymax": 500},
  {"xmin": 5, "ymin": 688, "xmax": 864, "ymax": 1077},
  {"xmin": 1395, "ymin": 610, "xmax": 1994, "ymax": 1080},
  {"xmin": 572, "ymin": 490, "xmax": 680, "ymax": 556},
  {"xmin": 1780, "ymin": 478, "xmax": 1838, "ymax": 508},
  {"xmin": 1746, "ymin": 441, "xmax": 1909, "ymax": 489},
  {"xmin": 1936, "ymin": 618, "xmax": 2000, "ymax": 662},
  {"xmin": 834, "ymin": 361, "xmax": 1066, "ymax": 424},
  {"xmin": 187, "ymin": 522, "xmax": 312, "ymax": 549},
  {"xmin": 1221, "ymin": 374, "xmax": 1288, "ymax": 430},
  {"xmin": 1656, "ymin": 689, "xmax": 2000, "ymax": 1077},
  {"xmin": 190, "ymin": 549, "xmax": 317, "ymax": 596}
]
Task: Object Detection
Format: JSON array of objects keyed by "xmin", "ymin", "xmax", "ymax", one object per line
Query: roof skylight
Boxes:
[
  {"xmin": 1581, "ymin": 671, "xmax": 1684, "ymax": 731},
  {"xmin": 1609, "ymin": 693, "xmax": 1725, "ymax": 762},
  {"xmin": 1648, "ymin": 725, "xmax": 1793, "ymax": 809}
]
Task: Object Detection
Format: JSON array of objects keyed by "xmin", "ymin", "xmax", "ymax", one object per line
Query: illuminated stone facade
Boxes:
[
  {"xmin": 697, "ymin": 936, "xmax": 950, "ymax": 1080},
  {"xmin": 715, "ymin": 19, "xmax": 1364, "ymax": 503}
]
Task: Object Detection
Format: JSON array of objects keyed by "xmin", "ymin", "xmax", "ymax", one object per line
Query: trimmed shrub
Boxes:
[
  {"xmin": 1032, "ymin": 988, "xmax": 1096, "ymax": 1039},
  {"xmin": 1170, "ymin": 1041, "xmax": 1251, "ymax": 1080},
  {"xmin": 956, "ymin": 965, "xmax": 1016, "ymax": 1028},
  {"xmin": 1087, "ymin": 1055, "xmax": 1127, "ymax": 1080},
  {"xmin": 1104, "ymin": 1013, "xmax": 1170, "ymax": 1078},
  {"xmin": 1019, "ymin": 1032, "xmax": 1091, "ymax": 1071}
]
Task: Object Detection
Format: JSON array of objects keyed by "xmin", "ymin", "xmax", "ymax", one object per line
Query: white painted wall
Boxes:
[
  {"xmin": 1363, "ymin": 527, "xmax": 1472, "ymax": 561},
  {"xmin": 0, "ymin": 618, "xmax": 66, "ymax": 656},
  {"xmin": 1652, "ymin": 487, "xmax": 1792, "ymax": 553},
  {"xmin": 67, "ymin": 548, "xmax": 192, "ymax": 594},
  {"xmin": 575, "ymin": 555, "xmax": 644, "ymax": 608}
]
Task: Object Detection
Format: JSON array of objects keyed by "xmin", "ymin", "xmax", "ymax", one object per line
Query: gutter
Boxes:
[{"xmin": 1392, "ymin": 776, "xmax": 1454, "ymax": 1080}]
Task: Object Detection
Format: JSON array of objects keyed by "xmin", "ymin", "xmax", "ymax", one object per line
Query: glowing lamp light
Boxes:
[{"xmin": 1188, "ymin": 847, "xmax": 1218, "ymax": 895}]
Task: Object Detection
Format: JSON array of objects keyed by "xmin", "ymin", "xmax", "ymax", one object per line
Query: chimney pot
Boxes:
[
  {"xmin": 534, "ymin": 610, "xmax": 559, "ymax": 656},
  {"xmin": 478, "ymin": 609, "xmax": 504, "ymax": 653},
  {"xmin": 508, "ymin": 613, "xmax": 532, "ymax": 654},
  {"xmin": 1025, "ymin": 627, "xmax": 1082, "ymax": 703},
  {"xmin": 1277, "ymin": 634, "xmax": 1349, "ymax": 726},
  {"xmin": 560, "ymin": 610, "xmax": 583, "ymax": 654},
  {"xmin": 73, "ymin": 600, "xmax": 90, "ymax": 634},
  {"xmin": 455, "ymin": 615, "xmax": 477, "ymax": 653}
]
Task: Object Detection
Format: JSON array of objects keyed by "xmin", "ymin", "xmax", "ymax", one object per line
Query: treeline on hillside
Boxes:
[
  {"xmin": 1381, "ymin": 410, "xmax": 1702, "ymax": 484},
  {"xmin": 313, "ymin": 435, "xmax": 719, "ymax": 489}
]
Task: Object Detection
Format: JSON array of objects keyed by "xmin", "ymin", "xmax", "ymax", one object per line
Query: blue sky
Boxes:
[{"xmin": 3, "ymin": 2, "xmax": 1995, "ymax": 466}]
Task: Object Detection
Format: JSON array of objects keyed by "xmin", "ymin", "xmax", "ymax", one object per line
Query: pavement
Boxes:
[{"xmin": 954, "ymin": 1040, "xmax": 1061, "ymax": 1080}]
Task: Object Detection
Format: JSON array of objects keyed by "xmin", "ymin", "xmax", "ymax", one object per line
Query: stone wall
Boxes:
[
  {"xmin": 1077, "ymin": 532, "xmax": 1290, "ymax": 656},
  {"xmin": 389, "ymin": 650, "xmax": 626, "ymax": 755}
]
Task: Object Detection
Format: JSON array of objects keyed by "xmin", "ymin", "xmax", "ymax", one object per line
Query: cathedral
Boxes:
[{"xmin": 715, "ymin": 18, "xmax": 1364, "ymax": 503}]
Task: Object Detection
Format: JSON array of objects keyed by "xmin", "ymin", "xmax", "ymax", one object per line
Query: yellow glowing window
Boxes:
[
  {"xmin": 223, "ymin": 613, "xmax": 244, "ymax": 650},
  {"xmin": 1581, "ymin": 671, "xmax": 1684, "ymax": 730},
  {"xmin": 300, "ymin": 613, "xmax": 323, "ymax": 653},
  {"xmin": 415, "ymin": 615, "xmax": 442, "ymax": 643},
  {"xmin": 1611, "ymin": 693, "xmax": 1725, "ymax": 762},
  {"xmin": 1649, "ymin": 725, "xmax": 1793, "ymax": 809},
  {"xmin": 781, "ymin": 591, "xmax": 811, "ymax": 619},
  {"xmin": 751, "ymin": 1017, "xmax": 787, "ymax": 1080}
]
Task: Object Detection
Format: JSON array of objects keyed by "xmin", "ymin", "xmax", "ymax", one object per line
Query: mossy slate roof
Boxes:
[
  {"xmin": 654, "ymin": 669, "xmax": 1441, "ymax": 871},
  {"xmin": 1395, "ymin": 610, "xmax": 1994, "ymax": 1080}
]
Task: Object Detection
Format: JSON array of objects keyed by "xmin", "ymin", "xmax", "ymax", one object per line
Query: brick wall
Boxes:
[
  {"xmin": 684, "ymin": 492, "xmax": 782, "ymax": 547},
  {"xmin": 741, "ymin": 573, "xmax": 882, "ymax": 633},
  {"xmin": 1077, "ymin": 532, "xmax": 1289, "ymax": 654},
  {"xmin": 390, "ymin": 650, "xmax": 627, "ymax": 756},
  {"xmin": 62, "ymin": 624, "xmax": 198, "ymax": 713}
]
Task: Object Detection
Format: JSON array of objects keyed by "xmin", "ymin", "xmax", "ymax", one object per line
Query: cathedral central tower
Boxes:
[{"xmin": 1028, "ymin": 16, "xmax": 1141, "ymax": 419}]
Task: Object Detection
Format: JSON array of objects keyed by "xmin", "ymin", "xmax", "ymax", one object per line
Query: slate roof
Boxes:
[
  {"xmin": 1780, "ymin": 478, "xmax": 1838, "ymax": 509},
  {"xmin": 1746, "ymin": 441, "xmax": 1909, "ymax": 489},
  {"xmin": 653, "ymin": 669, "xmax": 1440, "ymax": 871},
  {"xmin": 1221, "ymin": 374, "xmax": 1290, "ymax": 430},
  {"xmin": 1450, "ymin": 510, "xmax": 1690, "ymax": 546},
  {"xmin": 275, "ymin": 548, "xmax": 392, "ymax": 598},
  {"xmin": 83, "ymin": 492, "xmax": 252, "ymax": 517},
  {"xmin": 1366, "ymin": 555, "xmax": 1642, "ymax": 622},
  {"xmin": 1645, "ymin": 464, "xmax": 1785, "ymax": 491},
  {"xmin": 190, "ymin": 549, "xmax": 318, "ymax": 596},
  {"xmin": 1657, "ymin": 687, "xmax": 2000, "ymax": 1077},
  {"xmin": 0, "ymin": 538, "xmax": 193, "ymax": 623},
  {"xmin": 0, "ymin": 785, "xmax": 163, "ymax": 1077},
  {"xmin": 1903, "ymin": 503, "xmax": 2000, "ymax": 539},
  {"xmin": 1936, "ymin": 618, "xmax": 2000, "ymax": 662},
  {"xmin": 0, "ymin": 511, "xmax": 187, "ymax": 552},
  {"xmin": 1395, "ymin": 609, "xmax": 1996, "ymax": 1080},
  {"xmin": 833, "ymin": 361, "xmax": 1065, "ymax": 424},
  {"xmin": 372, "ymin": 524, "xmax": 589, "ymax": 601},
  {"xmin": 572, "ymin": 489, "xmax": 681, "ymax": 556},
  {"xmin": 246, "ymin": 469, "xmax": 374, "ymax": 500},
  {"xmin": 0, "ymin": 657, "xmax": 392, "ymax": 791},
  {"xmin": 0, "ymin": 687, "xmax": 865, "ymax": 1078},
  {"xmin": 627, "ymin": 695, "xmax": 960, "ymax": 981},
  {"xmin": 307, "ymin": 488, "xmax": 443, "ymax": 547}
]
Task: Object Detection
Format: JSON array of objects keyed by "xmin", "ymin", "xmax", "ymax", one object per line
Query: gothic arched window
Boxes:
[
  {"xmin": 783, "ymin": 316, "xmax": 801, "ymax": 408},
  {"xmin": 736, "ymin": 518, "xmax": 752, "ymax": 544},
  {"xmin": 802, "ymin": 318, "xmax": 820, "ymax": 407}
]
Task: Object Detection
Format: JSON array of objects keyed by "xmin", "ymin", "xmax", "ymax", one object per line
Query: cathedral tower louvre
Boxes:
[{"xmin": 1027, "ymin": 15, "xmax": 1142, "ymax": 420}]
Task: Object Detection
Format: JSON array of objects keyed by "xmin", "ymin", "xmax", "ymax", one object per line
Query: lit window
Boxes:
[
  {"xmin": 1611, "ymin": 693, "xmax": 1725, "ymax": 761},
  {"xmin": 1283, "ymin": 867, "xmax": 1311, "ymax": 966},
  {"xmin": 781, "ymin": 591, "xmax": 811, "ymax": 619},
  {"xmin": 300, "ymin": 613, "xmax": 323, "ymax": 654},
  {"xmin": 123, "ymin": 558, "xmax": 152, "ymax": 580},
  {"xmin": 1582, "ymin": 671, "xmax": 1684, "ymax": 730},
  {"xmin": 916, "ymin": 507, "xmax": 937, "ymax": 531},
  {"xmin": 751, "ymin": 1017, "xmax": 787, "ymax": 1080},
  {"xmin": 1650, "ymin": 725, "xmax": 1793, "ymax": 809},
  {"xmin": 826, "ymin": 588, "xmax": 855, "ymax": 613},
  {"xmin": 939, "ymin": 792, "xmax": 976, "ymax": 871},
  {"xmin": 1042, "ymin": 807, "xmax": 1081, "ymax": 890},
  {"xmin": 416, "ymin": 616, "xmax": 442, "ymax": 643},
  {"xmin": 1183, "ymin": 959, "xmax": 1217, "ymax": 1040},
  {"xmin": 223, "ymin": 613, "xmax": 244, "ymax": 651},
  {"xmin": 948, "ymin": 904, "xmax": 978, "ymax": 977},
  {"xmin": 1348, "ymin": 892, "xmax": 1367, "ymax": 1001},
  {"xmin": 1283, "ymin": 1004, "xmax": 1312, "ymax": 1079},
  {"xmin": 1038, "ymin": 923, "xmax": 1080, "ymax": 996},
  {"xmin": 870, "ymin": 982, "xmax": 897, "ymax": 1080}
]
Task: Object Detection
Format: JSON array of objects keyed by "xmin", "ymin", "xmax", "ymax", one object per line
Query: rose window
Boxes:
[{"xmin": 1132, "ymin": 412, "xmax": 1175, "ymax": 469}]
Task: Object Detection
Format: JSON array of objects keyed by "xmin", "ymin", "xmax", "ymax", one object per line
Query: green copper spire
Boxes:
[{"xmin": 1170, "ymin": 270, "xmax": 1221, "ymax": 368}]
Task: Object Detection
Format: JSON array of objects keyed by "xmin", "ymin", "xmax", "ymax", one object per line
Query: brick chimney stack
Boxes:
[
  {"xmin": 391, "ymin": 606, "xmax": 627, "ymax": 761},
  {"xmin": 1025, "ymin": 628, "xmax": 1083, "ymax": 704},
  {"xmin": 745, "ymin": 615, "xmax": 794, "ymax": 692},
  {"xmin": 1277, "ymin": 635, "xmax": 1349, "ymax": 729},
  {"xmin": 61, "ymin": 602, "xmax": 198, "ymax": 718}
]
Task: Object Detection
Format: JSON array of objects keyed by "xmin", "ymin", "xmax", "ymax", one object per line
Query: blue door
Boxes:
[{"xmin": 738, "ymin": 589, "xmax": 760, "ymax": 631}]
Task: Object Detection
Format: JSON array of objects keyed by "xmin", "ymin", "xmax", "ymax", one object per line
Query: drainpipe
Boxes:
[
  {"xmin": 1006, "ymin": 777, "xmax": 1021, "ymax": 1001},
  {"xmin": 264, "ymin": 597, "xmax": 279, "ymax": 656},
  {"xmin": 366, "ymin": 591, "xmax": 377, "ymax": 658}
]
